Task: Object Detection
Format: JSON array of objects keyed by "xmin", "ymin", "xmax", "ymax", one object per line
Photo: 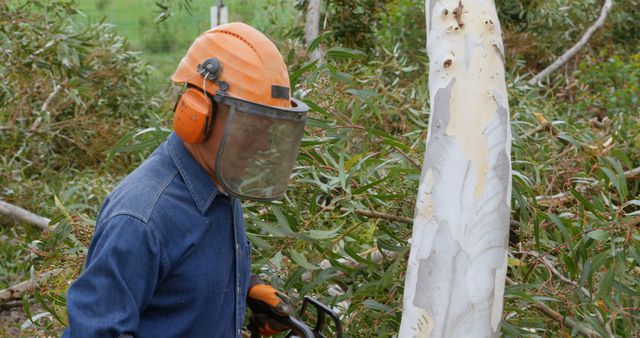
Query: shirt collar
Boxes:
[{"xmin": 167, "ymin": 132, "xmax": 221, "ymax": 213}]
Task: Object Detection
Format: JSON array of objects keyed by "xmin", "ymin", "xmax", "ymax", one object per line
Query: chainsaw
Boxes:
[{"xmin": 249, "ymin": 296, "xmax": 343, "ymax": 338}]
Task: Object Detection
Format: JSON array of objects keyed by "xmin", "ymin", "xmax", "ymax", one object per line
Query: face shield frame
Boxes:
[{"xmin": 212, "ymin": 91, "xmax": 309, "ymax": 201}]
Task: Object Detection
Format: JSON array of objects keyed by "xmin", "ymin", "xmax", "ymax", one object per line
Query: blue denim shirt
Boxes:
[{"xmin": 63, "ymin": 132, "xmax": 251, "ymax": 338}]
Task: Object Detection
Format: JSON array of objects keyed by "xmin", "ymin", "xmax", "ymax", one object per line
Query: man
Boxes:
[{"xmin": 63, "ymin": 22, "xmax": 308, "ymax": 337}]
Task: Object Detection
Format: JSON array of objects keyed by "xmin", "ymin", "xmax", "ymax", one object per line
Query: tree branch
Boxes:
[
  {"xmin": 0, "ymin": 199, "xmax": 50, "ymax": 231},
  {"xmin": 528, "ymin": 0, "xmax": 613, "ymax": 85},
  {"xmin": 324, "ymin": 206, "xmax": 413, "ymax": 224}
]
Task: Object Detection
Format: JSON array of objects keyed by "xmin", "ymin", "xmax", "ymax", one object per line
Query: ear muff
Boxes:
[{"xmin": 173, "ymin": 87, "xmax": 214, "ymax": 144}]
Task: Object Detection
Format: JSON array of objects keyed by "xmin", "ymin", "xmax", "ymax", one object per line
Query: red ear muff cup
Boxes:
[{"xmin": 174, "ymin": 88, "xmax": 214, "ymax": 144}]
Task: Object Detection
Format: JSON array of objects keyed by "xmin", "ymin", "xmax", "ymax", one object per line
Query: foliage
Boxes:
[
  {"xmin": 1, "ymin": 0, "xmax": 639, "ymax": 337},
  {"xmin": 507, "ymin": 63, "xmax": 640, "ymax": 335},
  {"xmin": 0, "ymin": 0, "xmax": 155, "ymax": 171}
]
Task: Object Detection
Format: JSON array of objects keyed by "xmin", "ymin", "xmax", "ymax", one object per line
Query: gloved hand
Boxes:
[{"xmin": 247, "ymin": 275, "xmax": 295, "ymax": 336}]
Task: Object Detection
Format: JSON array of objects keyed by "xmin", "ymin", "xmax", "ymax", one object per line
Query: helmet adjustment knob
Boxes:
[{"xmin": 197, "ymin": 58, "xmax": 222, "ymax": 81}]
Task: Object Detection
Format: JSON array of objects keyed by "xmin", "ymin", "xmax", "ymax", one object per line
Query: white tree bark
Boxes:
[
  {"xmin": 399, "ymin": 1, "xmax": 511, "ymax": 337},
  {"xmin": 305, "ymin": 0, "xmax": 322, "ymax": 62}
]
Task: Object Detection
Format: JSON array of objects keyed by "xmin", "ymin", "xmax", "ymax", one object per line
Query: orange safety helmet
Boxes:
[
  {"xmin": 170, "ymin": 22, "xmax": 308, "ymax": 201},
  {"xmin": 171, "ymin": 22, "xmax": 295, "ymax": 144}
]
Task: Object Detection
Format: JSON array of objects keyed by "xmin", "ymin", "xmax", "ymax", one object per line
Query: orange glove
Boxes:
[{"xmin": 247, "ymin": 276, "xmax": 295, "ymax": 336}]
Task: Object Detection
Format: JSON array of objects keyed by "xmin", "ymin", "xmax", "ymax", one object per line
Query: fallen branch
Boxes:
[
  {"xmin": 0, "ymin": 199, "xmax": 50, "ymax": 231},
  {"xmin": 505, "ymin": 276, "xmax": 599, "ymax": 338},
  {"xmin": 536, "ymin": 165, "xmax": 640, "ymax": 205},
  {"xmin": 0, "ymin": 269, "xmax": 61, "ymax": 305},
  {"xmin": 529, "ymin": 0, "xmax": 613, "ymax": 85}
]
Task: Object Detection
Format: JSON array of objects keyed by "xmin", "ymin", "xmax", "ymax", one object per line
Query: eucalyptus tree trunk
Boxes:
[{"xmin": 399, "ymin": 1, "xmax": 511, "ymax": 337}]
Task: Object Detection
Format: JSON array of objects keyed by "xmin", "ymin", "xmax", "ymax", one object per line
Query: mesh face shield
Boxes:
[{"xmin": 213, "ymin": 93, "xmax": 308, "ymax": 201}]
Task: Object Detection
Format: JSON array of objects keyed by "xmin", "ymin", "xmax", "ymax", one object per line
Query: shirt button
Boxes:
[
  {"xmin": 237, "ymin": 286, "xmax": 240, "ymax": 293},
  {"xmin": 235, "ymin": 243, "xmax": 239, "ymax": 250}
]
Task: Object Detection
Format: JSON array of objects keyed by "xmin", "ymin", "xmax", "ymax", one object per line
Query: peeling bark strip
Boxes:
[{"xmin": 400, "ymin": 1, "xmax": 511, "ymax": 337}]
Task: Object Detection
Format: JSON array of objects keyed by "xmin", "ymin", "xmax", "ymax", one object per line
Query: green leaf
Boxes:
[
  {"xmin": 245, "ymin": 233, "xmax": 273, "ymax": 250},
  {"xmin": 305, "ymin": 117, "xmax": 333, "ymax": 130},
  {"xmin": 326, "ymin": 46, "xmax": 366, "ymax": 59},
  {"xmin": 597, "ymin": 266, "xmax": 615, "ymax": 299},
  {"xmin": 290, "ymin": 59, "xmax": 318, "ymax": 89},
  {"xmin": 353, "ymin": 177, "xmax": 389, "ymax": 195},
  {"xmin": 302, "ymin": 99, "xmax": 330, "ymax": 117},
  {"xmin": 271, "ymin": 206, "xmax": 291, "ymax": 231},
  {"xmin": 368, "ymin": 128, "xmax": 412, "ymax": 153},
  {"xmin": 362, "ymin": 299, "xmax": 392, "ymax": 313},
  {"xmin": 346, "ymin": 88, "xmax": 378, "ymax": 101},
  {"xmin": 587, "ymin": 229, "xmax": 610, "ymax": 241},
  {"xmin": 33, "ymin": 291, "xmax": 65, "ymax": 325},
  {"xmin": 306, "ymin": 30, "xmax": 333, "ymax": 53},
  {"xmin": 600, "ymin": 166, "xmax": 627, "ymax": 201},
  {"xmin": 546, "ymin": 213, "xmax": 572, "ymax": 244},
  {"xmin": 254, "ymin": 220, "xmax": 294, "ymax": 237},
  {"xmin": 571, "ymin": 189, "xmax": 605, "ymax": 220},
  {"xmin": 306, "ymin": 226, "xmax": 342, "ymax": 240},
  {"xmin": 300, "ymin": 266, "xmax": 339, "ymax": 295},
  {"xmin": 290, "ymin": 249, "xmax": 319, "ymax": 270}
]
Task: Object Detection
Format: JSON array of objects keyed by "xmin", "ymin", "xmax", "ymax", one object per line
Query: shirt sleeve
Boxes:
[{"xmin": 63, "ymin": 214, "xmax": 165, "ymax": 338}]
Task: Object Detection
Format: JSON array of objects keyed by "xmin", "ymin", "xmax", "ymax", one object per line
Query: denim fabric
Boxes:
[{"xmin": 63, "ymin": 132, "xmax": 251, "ymax": 338}]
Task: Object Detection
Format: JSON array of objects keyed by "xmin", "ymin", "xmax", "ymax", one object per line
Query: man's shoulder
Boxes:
[{"xmin": 99, "ymin": 143, "xmax": 181, "ymax": 225}]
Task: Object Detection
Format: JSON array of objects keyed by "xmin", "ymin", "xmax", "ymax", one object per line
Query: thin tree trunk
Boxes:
[
  {"xmin": 305, "ymin": 0, "xmax": 322, "ymax": 62},
  {"xmin": 399, "ymin": 1, "xmax": 511, "ymax": 337}
]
